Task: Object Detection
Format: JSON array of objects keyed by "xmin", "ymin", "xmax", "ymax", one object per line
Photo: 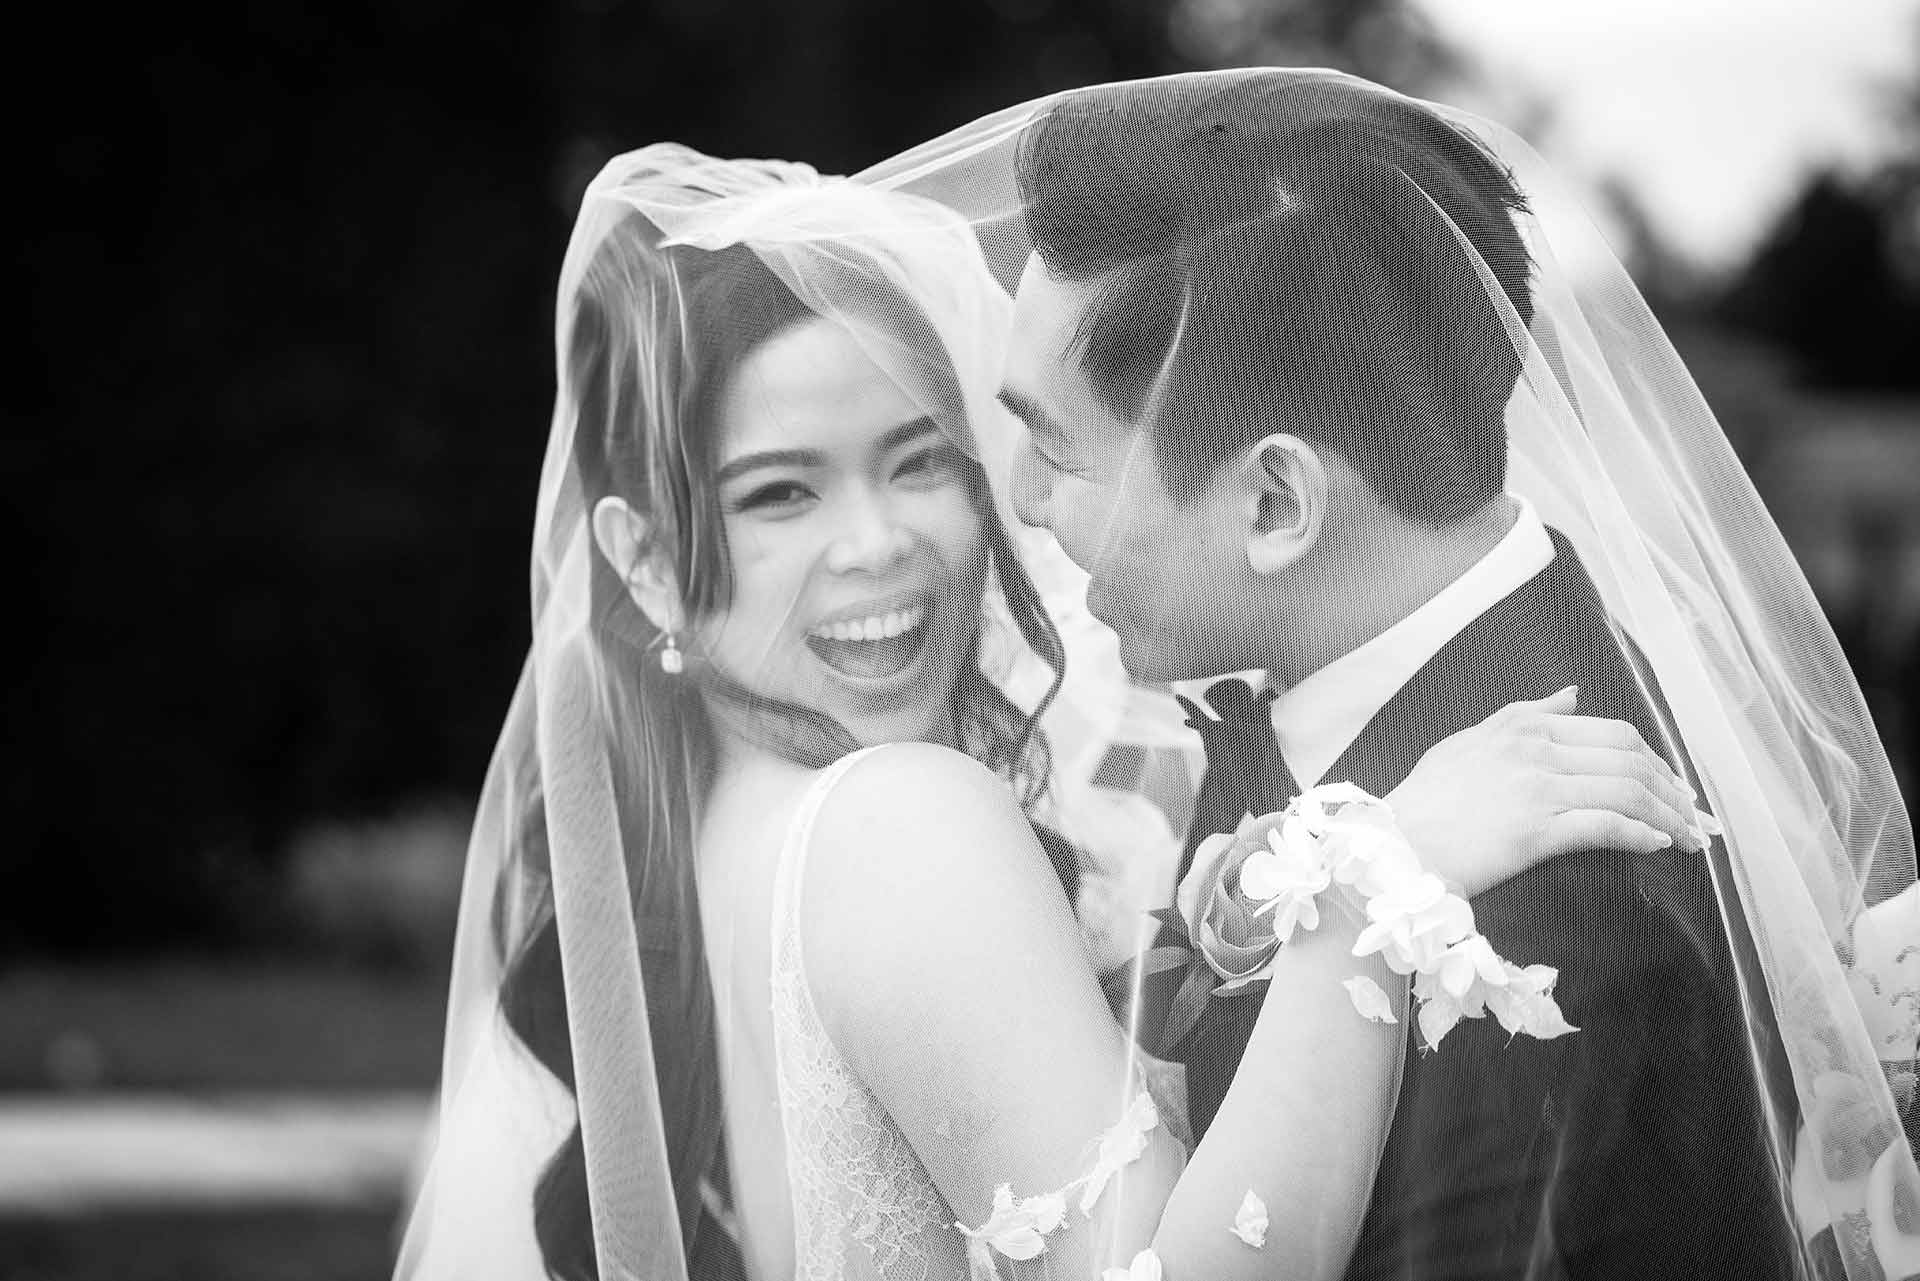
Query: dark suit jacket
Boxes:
[{"xmin": 1170, "ymin": 533, "xmax": 1801, "ymax": 1280}]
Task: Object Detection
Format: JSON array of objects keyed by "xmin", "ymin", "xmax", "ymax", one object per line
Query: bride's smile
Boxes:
[{"xmin": 804, "ymin": 593, "xmax": 933, "ymax": 682}]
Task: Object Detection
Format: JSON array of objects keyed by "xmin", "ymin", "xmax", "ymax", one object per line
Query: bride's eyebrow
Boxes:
[
  {"xmin": 715, "ymin": 447, "xmax": 824, "ymax": 486},
  {"xmin": 879, "ymin": 417, "xmax": 940, "ymax": 452},
  {"xmin": 717, "ymin": 419, "xmax": 940, "ymax": 486}
]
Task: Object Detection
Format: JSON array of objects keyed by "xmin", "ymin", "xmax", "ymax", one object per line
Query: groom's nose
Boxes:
[{"xmin": 1009, "ymin": 438, "xmax": 1051, "ymax": 530}]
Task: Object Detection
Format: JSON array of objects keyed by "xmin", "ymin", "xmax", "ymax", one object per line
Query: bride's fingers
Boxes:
[
  {"xmin": 1553, "ymin": 775, "xmax": 1703, "ymax": 852},
  {"xmin": 1502, "ymin": 685, "xmax": 1579, "ymax": 718},
  {"xmin": 1537, "ymin": 711, "xmax": 1667, "ymax": 761},
  {"xmin": 1550, "ymin": 743, "xmax": 1695, "ymax": 821},
  {"xmin": 1546, "ymin": 809, "xmax": 1679, "ymax": 856}
]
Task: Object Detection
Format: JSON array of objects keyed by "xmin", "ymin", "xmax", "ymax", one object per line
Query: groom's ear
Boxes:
[{"xmin": 1242, "ymin": 434, "xmax": 1327, "ymax": 576}]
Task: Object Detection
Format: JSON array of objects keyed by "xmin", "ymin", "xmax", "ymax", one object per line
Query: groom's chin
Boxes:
[
  {"xmin": 1090, "ymin": 590, "xmax": 1214, "ymax": 683},
  {"xmin": 1111, "ymin": 626, "xmax": 1200, "ymax": 686}
]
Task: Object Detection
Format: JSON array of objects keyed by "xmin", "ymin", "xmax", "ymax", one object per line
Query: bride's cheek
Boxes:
[{"xmin": 940, "ymin": 491, "xmax": 990, "ymax": 563}]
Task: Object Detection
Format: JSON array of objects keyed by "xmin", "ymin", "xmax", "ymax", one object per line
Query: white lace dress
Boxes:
[
  {"xmin": 769, "ymin": 747, "xmax": 969, "ymax": 1281},
  {"xmin": 763, "ymin": 747, "xmax": 1190, "ymax": 1281}
]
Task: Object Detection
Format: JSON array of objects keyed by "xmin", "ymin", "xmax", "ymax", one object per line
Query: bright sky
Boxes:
[{"xmin": 1416, "ymin": 0, "xmax": 1918, "ymax": 271}]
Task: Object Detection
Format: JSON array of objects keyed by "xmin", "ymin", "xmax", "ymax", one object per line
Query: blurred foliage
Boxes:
[
  {"xmin": 13, "ymin": 0, "xmax": 1913, "ymax": 957},
  {"xmin": 14, "ymin": 0, "xmax": 1469, "ymax": 956},
  {"xmin": 1717, "ymin": 23, "xmax": 1920, "ymax": 391},
  {"xmin": 1167, "ymin": 0, "xmax": 1468, "ymax": 94},
  {"xmin": 1704, "ymin": 23, "xmax": 1920, "ymax": 805},
  {"xmin": 0, "ymin": 961, "xmax": 445, "ymax": 1091},
  {"xmin": 1719, "ymin": 173, "xmax": 1920, "ymax": 390},
  {"xmin": 11, "ymin": 0, "xmax": 1191, "ymax": 954}
]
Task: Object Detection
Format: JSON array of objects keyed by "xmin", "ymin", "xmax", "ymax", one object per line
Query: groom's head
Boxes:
[{"xmin": 1000, "ymin": 73, "xmax": 1533, "ymax": 683}]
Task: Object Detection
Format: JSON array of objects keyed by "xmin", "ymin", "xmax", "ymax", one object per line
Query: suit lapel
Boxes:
[
  {"xmin": 1176, "ymin": 549, "xmax": 1583, "ymax": 1135},
  {"xmin": 1318, "ymin": 548, "xmax": 1581, "ymax": 798}
]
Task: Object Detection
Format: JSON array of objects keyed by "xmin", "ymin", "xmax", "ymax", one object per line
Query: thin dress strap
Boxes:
[{"xmin": 768, "ymin": 743, "xmax": 954, "ymax": 1281}]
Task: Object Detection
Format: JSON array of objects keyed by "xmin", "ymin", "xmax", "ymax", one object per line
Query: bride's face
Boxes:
[{"xmin": 701, "ymin": 316, "xmax": 989, "ymax": 748}]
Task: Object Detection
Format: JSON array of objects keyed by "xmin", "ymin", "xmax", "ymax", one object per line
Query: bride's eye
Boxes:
[{"xmin": 733, "ymin": 479, "xmax": 816, "ymax": 515}]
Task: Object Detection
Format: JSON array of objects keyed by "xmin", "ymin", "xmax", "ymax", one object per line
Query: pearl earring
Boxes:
[{"xmin": 659, "ymin": 631, "xmax": 684, "ymax": 675}]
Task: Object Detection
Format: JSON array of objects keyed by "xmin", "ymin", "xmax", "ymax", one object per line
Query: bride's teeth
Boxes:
[{"xmin": 809, "ymin": 605, "xmax": 927, "ymax": 643}]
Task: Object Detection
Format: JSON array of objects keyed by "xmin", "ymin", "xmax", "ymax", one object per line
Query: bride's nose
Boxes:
[{"xmin": 824, "ymin": 487, "xmax": 912, "ymax": 575}]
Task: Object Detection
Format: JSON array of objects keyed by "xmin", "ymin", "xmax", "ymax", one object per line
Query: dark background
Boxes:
[
  {"xmin": 5, "ymin": 1, "xmax": 1917, "ymax": 1276},
  {"xmin": 13, "ymin": 0, "xmax": 1916, "ymax": 962}
]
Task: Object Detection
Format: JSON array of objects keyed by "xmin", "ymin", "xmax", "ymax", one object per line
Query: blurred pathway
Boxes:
[{"xmin": 0, "ymin": 1094, "xmax": 430, "ymax": 1212}]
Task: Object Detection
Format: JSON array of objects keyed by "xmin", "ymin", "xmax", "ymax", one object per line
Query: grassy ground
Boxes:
[
  {"xmin": 0, "ymin": 961, "xmax": 448, "ymax": 1281},
  {"xmin": 0, "ymin": 960, "xmax": 447, "ymax": 1094},
  {"xmin": 0, "ymin": 1207, "xmax": 400, "ymax": 1281}
]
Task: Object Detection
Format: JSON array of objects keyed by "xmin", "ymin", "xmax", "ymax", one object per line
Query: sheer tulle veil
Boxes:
[
  {"xmin": 391, "ymin": 141, "xmax": 1186, "ymax": 1281},
  {"xmin": 394, "ymin": 69, "xmax": 1918, "ymax": 1281},
  {"xmin": 860, "ymin": 67, "xmax": 1917, "ymax": 1278}
]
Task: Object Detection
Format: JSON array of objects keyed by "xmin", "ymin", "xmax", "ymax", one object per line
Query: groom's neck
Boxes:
[{"xmin": 1265, "ymin": 498, "xmax": 1517, "ymax": 689}]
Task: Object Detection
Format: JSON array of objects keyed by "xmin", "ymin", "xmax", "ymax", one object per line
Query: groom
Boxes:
[{"xmin": 998, "ymin": 76, "xmax": 1797, "ymax": 1279}]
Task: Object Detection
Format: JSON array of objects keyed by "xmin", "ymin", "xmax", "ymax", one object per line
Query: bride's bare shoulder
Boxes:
[
  {"xmin": 813, "ymin": 742, "xmax": 1035, "ymax": 868},
  {"xmin": 801, "ymin": 741, "xmax": 1063, "ymax": 998}
]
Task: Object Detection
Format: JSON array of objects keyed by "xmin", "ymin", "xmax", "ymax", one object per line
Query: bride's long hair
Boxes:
[{"xmin": 497, "ymin": 220, "xmax": 1076, "ymax": 1281}]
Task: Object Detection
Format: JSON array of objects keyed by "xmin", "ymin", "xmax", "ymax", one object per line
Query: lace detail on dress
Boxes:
[{"xmin": 770, "ymin": 747, "xmax": 963, "ymax": 1281}]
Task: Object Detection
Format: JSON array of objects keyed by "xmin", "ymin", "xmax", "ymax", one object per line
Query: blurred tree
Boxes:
[
  {"xmin": 1167, "ymin": 0, "xmax": 1469, "ymax": 95},
  {"xmin": 1720, "ymin": 174, "xmax": 1920, "ymax": 390},
  {"xmin": 1718, "ymin": 23, "xmax": 1920, "ymax": 391},
  {"xmin": 10, "ymin": 0, "xmax": 1480, "ymax": 955}
]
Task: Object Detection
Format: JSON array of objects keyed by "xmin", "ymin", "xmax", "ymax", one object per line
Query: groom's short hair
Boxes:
[{"xmin": 1016, "ymin": 74, "xmax": 1533, "ymax": 524}]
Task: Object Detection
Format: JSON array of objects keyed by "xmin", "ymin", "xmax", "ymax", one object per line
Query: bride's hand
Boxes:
[{"xmin": 1384, "ymin": 686, "xmax": 1708, "ymax": 898}]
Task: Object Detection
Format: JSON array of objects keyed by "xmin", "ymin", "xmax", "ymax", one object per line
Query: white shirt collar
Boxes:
[{"xmin": 1267, "ymin": 496, "xmax": 1554, "ymax": 788}]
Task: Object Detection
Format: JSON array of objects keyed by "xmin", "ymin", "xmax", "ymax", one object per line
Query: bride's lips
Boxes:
[{"xmin": 804, "ymin": 591, "xmax": 935, "ymax": 685}]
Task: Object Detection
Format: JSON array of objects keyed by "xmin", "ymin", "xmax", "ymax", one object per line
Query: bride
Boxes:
[
  {"xmin": 397, "ymin": 73, "xmax": 1916, "ymax": 1281},
  {"xmin": 393, "ymin": 140, "xmax": 1716, "ymax": 1281}
]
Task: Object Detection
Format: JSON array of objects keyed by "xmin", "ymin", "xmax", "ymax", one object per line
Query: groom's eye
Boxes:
[{"xmin": 1028, "ymin": 437, "xmax": 1076, "ymax": 475}]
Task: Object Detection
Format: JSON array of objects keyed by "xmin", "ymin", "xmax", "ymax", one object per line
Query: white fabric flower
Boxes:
[
  {"xmin": 1343, "ymin": 974, "xmax": 1400, "ymax": 1024},
  {"xmin": 1242, "ymin": 818, "xmax": 1332, "ymax": 944},
  {"xmin": 957, "ymin": 1183, "xmax": 1066, "ymax": 1267},
  {"xmin": 1435, "ymin": 933, "xmax": 1509, "ymax": 1000},
  {"xmin": 1412, "ymin": 966, "xmax": 1481, "ymax": 1050},
  {"xmin": 1102, "ymin": 1248, "xmax": 1164, "ymax": 1281},
  {"xmin": 1416, "ymin": 987, "xmax": 1465, "ymax": 1050},
  {"xmin": 1077, "ymin": 1091, "xmax": 1160, "ymax": 1215},
  {"xmin": 1353, "ymin": 872, "xmax": 1476, "ymax": 974},
  {"xmin": 1231, "ymin": 1189, "xmax": 1270, "ymax": 1247},
  {"xmin": 1483, "ymin": 963, "xmax": 1577, "ymax": 1041}
]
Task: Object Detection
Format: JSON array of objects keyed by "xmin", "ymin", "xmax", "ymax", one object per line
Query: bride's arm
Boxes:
[
  {"xmin": 802, "ymin": 699, "xmax": 1701, "ymax": 1279},
  {"xmin": 808, "ymin": 745, "xmax": 1407, "ymax": 1279},
  {"xmin": 803, "ymin": 742, "xmax": 1183, "ymax": 1274},
  {"xmin": 1147, "ymin": 689, "xmax": 1704, "ymax": 1279},
  {"xmin": 1150, "ymin": 911, "xmax": 1399, "ymax": 1278}
]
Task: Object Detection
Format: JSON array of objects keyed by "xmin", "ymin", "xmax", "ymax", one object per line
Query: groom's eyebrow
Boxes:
[{"xmin": 996, "ymin": 388, "xmax": 1064, "ymax": 443}]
